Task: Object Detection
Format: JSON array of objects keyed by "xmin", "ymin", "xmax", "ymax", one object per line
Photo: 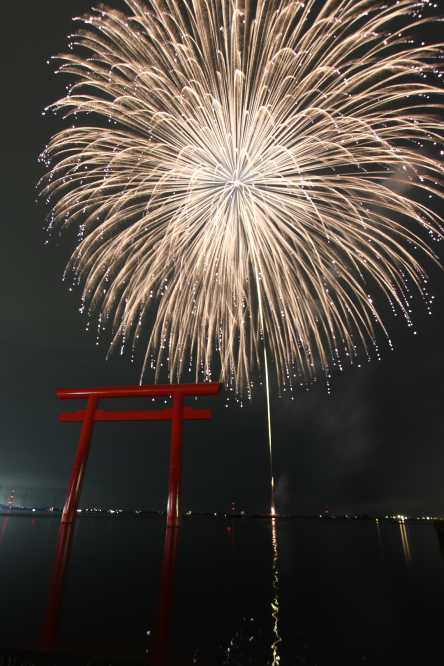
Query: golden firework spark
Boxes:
[{"xmin": 40, "ymin": 0, "xmax": 444, "ymax": 395}]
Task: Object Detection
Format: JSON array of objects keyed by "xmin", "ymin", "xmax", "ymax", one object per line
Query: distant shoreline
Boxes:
[{"xmin": 0, "ymin": 509, "xmax": 442, "ymax": 523}]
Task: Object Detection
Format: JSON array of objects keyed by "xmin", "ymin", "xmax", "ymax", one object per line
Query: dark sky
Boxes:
[{"xmin": 0, "ymin": 1, "xmax": 443, "ymax": 515}]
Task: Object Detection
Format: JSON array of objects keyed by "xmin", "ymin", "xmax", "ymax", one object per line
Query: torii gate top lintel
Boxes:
[{"xmin": 57, "ymin": 382, "xmax": 221, "ymax": 400}]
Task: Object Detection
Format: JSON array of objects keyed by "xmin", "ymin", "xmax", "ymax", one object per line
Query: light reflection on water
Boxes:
[
  {"xmin": 270, "ymin": 517, "xmax": 281, "ymax": 666},
  {"xmin": 399, "ymin": 520, "xmax": 412, "ymax": 563},
  {"xmin": 375, "ymin": 517, "xmax": 383, "ymax": 558},
  {"xmin": 0, "ymin": 517, "xmax": 8, "ymax": 545},
  {"xmin": 0, "ymin": 516, "xmax": 444, "ymax": 664}
]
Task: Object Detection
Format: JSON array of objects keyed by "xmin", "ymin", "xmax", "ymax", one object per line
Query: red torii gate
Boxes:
[{"xmin": 57, "ymin": 383, "xmax": 221, "ymax": 527}]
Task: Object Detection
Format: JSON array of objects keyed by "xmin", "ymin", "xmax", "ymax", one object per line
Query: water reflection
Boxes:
[
  {"xmin": 151, "ymin": 526, "xmax": 180, "ymax": 666},
  {"xmin": 270, "ymin": 517, "xmax": 282, "ymax": 665},
  {"xmin": 41, "ymin": 522, "xmax": 75, "ymax": 651},
  {"xmin": 375, "ymin": 518, "xmax": 384, "ymax": 559},
  {"xmin": 152, "ymin": 516, "xmax": 284, "ymax": 665},
  {"xmin": 0, "ymin": 516, "xmax": 8, "ymax": 545},
  {"xmin": 38, "ymin": 515, "xmax": 424, "ymax": 664},
  {"xmin": 38, "ymin": 514, "xmax": 285, "ymax": 664},
  {"xmin": 5, "ymin": 516, "xmax": 444, "ymax": 664},
  {"xmin": 434, "ymin": 522, "xmax": 444, "ymax": 560},
  {"xmin": 399, "ymin": 520, "xmax": 412, "ymax": 563},
  {"xmin": 41, "ymin": 518, "xmax": 179, "ymax": 664}
]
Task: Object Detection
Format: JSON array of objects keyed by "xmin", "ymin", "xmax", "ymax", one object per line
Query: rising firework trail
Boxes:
[{"xmin": 40, "ymin": 0, "xmax": 444, "ymax": 505}]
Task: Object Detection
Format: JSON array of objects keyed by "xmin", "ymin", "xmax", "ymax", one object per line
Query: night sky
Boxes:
[{"xmin": 1, "ymin": 1, "xmax": 443, "ymax": 516}]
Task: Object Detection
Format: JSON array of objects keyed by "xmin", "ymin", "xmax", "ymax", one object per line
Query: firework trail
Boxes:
[{"xmin": 40, "ymin": 0, "xmax": 444, "ymax": 399}]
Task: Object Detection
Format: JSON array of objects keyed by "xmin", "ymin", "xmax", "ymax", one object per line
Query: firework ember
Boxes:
[{"xmin": 40, "ymin": 0, "xmax": 444, "ymax": 395}]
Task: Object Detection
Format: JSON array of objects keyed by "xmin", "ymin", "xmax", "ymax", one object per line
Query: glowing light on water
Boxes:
[
  {"xmin": 270, "ymin": 516, "xmax": 282, "ymax": 665},
  {"xmin": 399, "ymin": 519, "xmax": 412, "ymax": 563}
]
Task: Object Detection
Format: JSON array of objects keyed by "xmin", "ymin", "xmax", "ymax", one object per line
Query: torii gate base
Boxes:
[{"xmin": 57, "ymin": 383, "xmax": 221, "ymax": 527}]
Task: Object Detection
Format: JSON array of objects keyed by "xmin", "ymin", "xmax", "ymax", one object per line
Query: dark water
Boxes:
[{"xmin": 1, "ymin": 515, "xmax": 444, "ymax": 665}]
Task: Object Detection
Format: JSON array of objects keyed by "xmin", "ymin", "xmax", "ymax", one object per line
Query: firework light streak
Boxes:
[{"xmin": 40, "ymin": 0, "xmax": 444, "ymax": 401}]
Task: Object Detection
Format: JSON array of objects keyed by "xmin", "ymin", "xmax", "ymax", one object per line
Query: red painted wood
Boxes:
[
  {"xmin": 61, "ymin": 396, "xmax": 98, "ymax": 525},
  {"xmin": 152, "ymin": 526, "xmax": 180, "ymax": 665},
  {"xmin": 41, "ymin": 522, "xmax": 74, "ymax": 651},
  {"xmin": 47, "ymin": 383, "xmax": 220, "ymax": 651},
  {"xmin": 57, "ymin": 382, "xmax": 221, "ymax": 400},
  {"xmin": 167, "ymin": 393, "xmax": 184, "ymax": 528},
  {"xmin": 60, "ymin": 406, "xmax": 212, "ymax": 423},
  {"xmin": 57, "ymin": 383, "xmax": 221, "ymax": 530}
]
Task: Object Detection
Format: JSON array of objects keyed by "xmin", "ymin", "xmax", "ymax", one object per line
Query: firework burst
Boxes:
[{"xmin": 40, "ymin": 0, "xmax": 444, "ymax": 395}]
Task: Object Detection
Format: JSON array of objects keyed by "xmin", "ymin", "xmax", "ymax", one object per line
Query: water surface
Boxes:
[{"xmin": 1, "ymin": 515, "xmax": 443, "ymax": 665}]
